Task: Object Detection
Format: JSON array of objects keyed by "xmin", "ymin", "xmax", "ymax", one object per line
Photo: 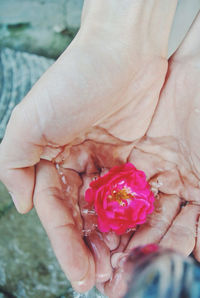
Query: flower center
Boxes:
[{"xmin": 109, "ymin": 187, "xmax": 134, "ymax": 206}]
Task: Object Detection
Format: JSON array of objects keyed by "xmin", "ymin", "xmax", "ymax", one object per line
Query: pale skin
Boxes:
[
  {"xmin": 103, "ymin": 12, "xmax": 200, "ymax": 298},
  {"xmin": 0, "ymin": 0, "xmax": 199, "ymax": 296}
]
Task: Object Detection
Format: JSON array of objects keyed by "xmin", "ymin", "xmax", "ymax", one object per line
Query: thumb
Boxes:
[
  {"xmin": 0, "ymin": 103, "xmax": 43, "ymax": 213},
  {"xmin": 1, "ymin": 166, "xmax": 35, "ymax": 214}
]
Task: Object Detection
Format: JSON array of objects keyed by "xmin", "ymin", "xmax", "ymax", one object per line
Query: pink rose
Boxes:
[{"xmin": 85, "ymin": 163, "xmax": 155, "ymax": 235}]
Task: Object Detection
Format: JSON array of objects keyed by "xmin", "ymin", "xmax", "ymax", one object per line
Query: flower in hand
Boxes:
[{"xmin": 85, "ymin": 163, "xmax": 155, "ymax": 235}]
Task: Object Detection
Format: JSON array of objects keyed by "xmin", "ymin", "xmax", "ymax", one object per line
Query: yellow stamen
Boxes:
[{"xmin": 109, "ymin": 187, "xmax": 134, "ymax": 206}]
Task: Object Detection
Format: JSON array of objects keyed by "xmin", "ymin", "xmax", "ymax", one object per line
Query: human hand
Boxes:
[
  {"xmin": 103, "ymin": 11, "xmax": 200, "ymax": 298},
  {"xmin": 0, "ymin": 0, "xmax": 177, "ymax": 293}
]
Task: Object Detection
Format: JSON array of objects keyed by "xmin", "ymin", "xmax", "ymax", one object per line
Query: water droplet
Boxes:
[
  {"xmin": 82, "ymin": 228, "xmax": 95, "ymax": 236},
  {"xmin": 126, "ymin": 227, "xmax": 136, "ymax": 233},
  {"xmin": 55, "ymin": 163, "xmax": 60, "ymax": 170},
  {"xmin": 82, "ymin": 209, "xmax": 96, "ymax": 215},
  {"xmin": 65, "ymin": 185, "xmax": 71, "ymax": 193},
  {"xmin": 118, "ymin": 180, "xmax": 125, "ymax": 185},
  {"xmin": 61, "ymin": 175, "xmax": 66, "ymax": 184},
  {"xmin": 151, "ymin": 180, "xmax": 163, "ymax": 188}
]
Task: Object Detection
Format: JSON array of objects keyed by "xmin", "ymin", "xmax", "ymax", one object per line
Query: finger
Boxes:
[
  {"xmin": 110, "ymin": 228, "xmax": 132, "ymax": 255},
  {"xmin": 104, "ymin": 267, "xmax": 128, "ymax": 298},
  {"xmin": 110, "ymin": 231, "xmax": 134, "ymax": 269},
  {"xmin": 0, "ymin": 101, "xmax": 44, "ymax": 213},
  {"xmin": 79, "ymin": 174, "xmax": 99, "ymax": 235},
  {"xmin": 125, "ymin": 194, "xmax": 181, "ymax": 250},
  {"xmin": 56, "ymin": 166, "xmax": 83, "ymax": 232},
  {"xmin": 34, "ymin": 160, "xmax": 95, "ymax": 292},
  {"xmin": 87, "ymin": 232, "xmax": 112, "ymax": 283},
  {"xmin": 160, "ymin": 204, "xmax": 200, "ymax": 256},
  {"xmin": 0, "ymin": 164, "xmax": 35, "ymax": 213},
  {"xmin": 102, "ymin": 232, "xmax": 120, "ymax": 251},
  {"xmin": 79, "ymin": 172, "xmax": 121, "ymax": 252},
  {"xmin": 79, "ymin": 172, "xmax": 119, "ymax": 283},
  {"xmin": 106, "ymin": 195, "xmax": 181, "ymax": 298},
  {"xmin": 128, "ymin": 147, "xmax": 173, "ymax": 180},
  {"xmin": 193, "ymin": 216, "xmax": 200, "ymax": 261},
  {"xmin": 149, "ymin": 170, "xmax": 200, "ymax": 204}
]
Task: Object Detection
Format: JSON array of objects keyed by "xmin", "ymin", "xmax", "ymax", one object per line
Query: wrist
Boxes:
[
  {"xmin": 81, "ymin": 0, "xmax": 143, "ymax": 35},
  {"xmin": 79, "ymin": 0, "xmax": 178, "ymax": 58}
]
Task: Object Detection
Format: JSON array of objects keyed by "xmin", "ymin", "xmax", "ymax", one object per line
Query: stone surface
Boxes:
[
  {"xmin": 0, "ymin": 182, "xmax": 12, "ymax": 216},
  {"xmin": 66, "ymin": 0, "xmax": 83, "ymax": 29},
  {"xmin": 0, "ymin": 0, "xmax": 83, "ymax": 58},
  {"xmin": 0, "ymin": 186, "xmax": 105, "ymax": 297},
  {"xmin": 0, "ymin": 186, "xmax": 72, "ymax": 297}
]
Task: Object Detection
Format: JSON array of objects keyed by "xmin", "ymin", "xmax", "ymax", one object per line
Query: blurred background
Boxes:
[{"xmin": 0, "ymin": 0, "xmax": 199, "ymax": 297}]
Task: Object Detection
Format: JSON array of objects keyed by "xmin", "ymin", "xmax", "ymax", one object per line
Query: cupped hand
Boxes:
[
  {"xmin": 0, "ymin": 0, "xmax": 178, "ymax": 293},
  {"xmin": 104, "ymin": 12, "xmax": 200, "ymax": 298}
]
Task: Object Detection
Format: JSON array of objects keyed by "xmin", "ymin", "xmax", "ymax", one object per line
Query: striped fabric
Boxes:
[{"xmin": 0, "ymin": 47, "xmax": 54, "ymax": 138}]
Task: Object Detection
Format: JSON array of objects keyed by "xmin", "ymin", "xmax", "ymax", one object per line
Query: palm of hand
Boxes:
[
  {"xmin": 33, "ymin": 52, "xmax": 167, "ymax": 294},
  {"xmin": 34, "ymin": 14, "xmax": 200, "ymax": 298}
]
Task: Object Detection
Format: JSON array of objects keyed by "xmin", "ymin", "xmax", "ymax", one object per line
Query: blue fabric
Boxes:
[{"xmin": 124, "ymin": 246, "xmax": 200, "ymax": 298}]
